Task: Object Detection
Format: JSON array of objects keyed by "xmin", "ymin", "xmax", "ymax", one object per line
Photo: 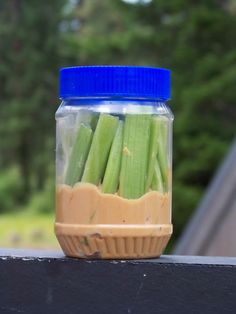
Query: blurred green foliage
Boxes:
[
  {"xmin": 0, "ymin": 0, "xmax": 235, "ymax": 245},
  {"xmin": 0, "ymin": 167, "xmax": 23, "ymax": 211}
]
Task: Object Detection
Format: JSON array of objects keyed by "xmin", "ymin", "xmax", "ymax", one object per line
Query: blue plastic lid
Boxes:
[{"xmin": 60, "ymin": 66, "xmax": 171, "ymax": 100}]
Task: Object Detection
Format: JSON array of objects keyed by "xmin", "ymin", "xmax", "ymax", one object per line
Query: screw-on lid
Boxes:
[{"xmin": 60, "ymin": 66, "xmax": 171, "ymax": 100}]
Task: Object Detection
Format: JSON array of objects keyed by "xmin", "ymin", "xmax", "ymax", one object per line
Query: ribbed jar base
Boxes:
[{"xmin": 55, "ymin": 223, "xmax": 172, "ymax": 259}]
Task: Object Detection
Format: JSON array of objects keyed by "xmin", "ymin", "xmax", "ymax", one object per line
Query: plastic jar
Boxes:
[{"xmin": 55, "ymin": 66, "xmax": 173, "ymax": 259}]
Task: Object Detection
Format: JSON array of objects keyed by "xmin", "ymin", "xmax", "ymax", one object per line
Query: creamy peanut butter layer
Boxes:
[{"xmin": 56, "ymin": 183, "xmax": 171, "ymax": 225}]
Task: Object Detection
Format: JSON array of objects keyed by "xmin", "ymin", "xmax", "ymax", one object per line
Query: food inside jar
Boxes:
[{"xmin": 58, "ymin": 113, "xmax": 170, "ymax": 200}]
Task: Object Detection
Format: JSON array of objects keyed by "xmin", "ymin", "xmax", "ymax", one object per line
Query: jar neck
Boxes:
[
  {"xmin": 60, "ymin": 96, "xmax": 169, "ymax": 103},
  {"xmin": 56, "ymin": 98, "xmax": 173, "ymax": 119}
]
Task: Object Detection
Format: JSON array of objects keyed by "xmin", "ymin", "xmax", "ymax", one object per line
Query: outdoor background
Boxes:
[{"xmin": 0, "ymin": 0, "xmax": 235, "ymax": 250}]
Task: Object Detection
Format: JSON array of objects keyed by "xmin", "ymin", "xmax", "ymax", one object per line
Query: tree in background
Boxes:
[{"xmin": 0, "ymin": 0, "xmax": 66, "ymax": 210}]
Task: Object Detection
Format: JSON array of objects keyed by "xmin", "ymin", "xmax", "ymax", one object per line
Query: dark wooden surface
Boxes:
[{"xmin": 1, "ymin": 249, "xmax": 236, "ymax": 314}]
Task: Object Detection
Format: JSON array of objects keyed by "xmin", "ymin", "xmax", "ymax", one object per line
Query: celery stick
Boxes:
[
  {"xmin": 151, "ymin": 159, "xmax": 164, "ymax": 193},
  {"xmin": 58, "ymin": 115, "xmax": 75, "ymax": 164},
  {"xmin": 82, "ymin": 114, "xmax": 119, "ymax": 185},
  {"xmin": 119, "ymin": 114, "xmax": 151, "ymax": 199},
  {"xmin": 102, "ymin": 121, "xmax": 123, "ymax": 194},
  {"xmin": 145, "ymin": 117, "xmax": 160, "ymax": 191},
  {"xmin": 156, "ymin": 117, "xmax": 168, "ymax": 191},
  {"xmin": 75, "ymin": 110, "xmax": 98, "ymax": 131},
  {"xmin": 65, "ymin": 124, "xmax": 93, "ymax": 186},
  {"xmin": 90, "ymin": 114, "xmax": 99, "ymax": 131}
]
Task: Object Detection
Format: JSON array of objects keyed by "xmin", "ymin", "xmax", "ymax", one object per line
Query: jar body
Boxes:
[{"xmin": 55, "ymin": 98, "xmax": 173, "ymax": 259}]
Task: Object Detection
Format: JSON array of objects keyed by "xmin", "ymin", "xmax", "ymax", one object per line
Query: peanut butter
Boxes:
[{"xmin": 55, "ymin": 183, "xmax": 172, "ymax": 259}]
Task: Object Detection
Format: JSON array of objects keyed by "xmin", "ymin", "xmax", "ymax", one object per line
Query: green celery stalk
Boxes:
[
  {"xmin": 90, "ymin": 114, "xmax": 99, "ymax": 131},
  {"xmin": 119, "ymin": 114, "xmax": 151, "ymax": 199},
  {"xmin": 145, "ymin": 117, "xmax": 160, "ymax": 191},
  {"xmin": 82, "ymin": 114, "xmax": 119, "ymax": 185},
  {"xmin": 102, "ymin": 121, "xmax": 124, "ymax": 194},
  {"xmin": 151, "ymin": 159, "xmax": 164, "ymax": 193},
  {"xmin": 58, "ymin": 117, "xmax": 74, "ymax": 165},
  {"xmin": 156, "ymin": 116, "xmax": 168, "ymax": 191},
  {"xmin": 65, "ymin": 124, "xmax": 93, "ymax": 186}
]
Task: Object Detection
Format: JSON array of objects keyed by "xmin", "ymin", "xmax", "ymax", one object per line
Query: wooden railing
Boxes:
[{"xmin": 1, "ymin": 249, "xmax": 236, "ymax": 314}]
